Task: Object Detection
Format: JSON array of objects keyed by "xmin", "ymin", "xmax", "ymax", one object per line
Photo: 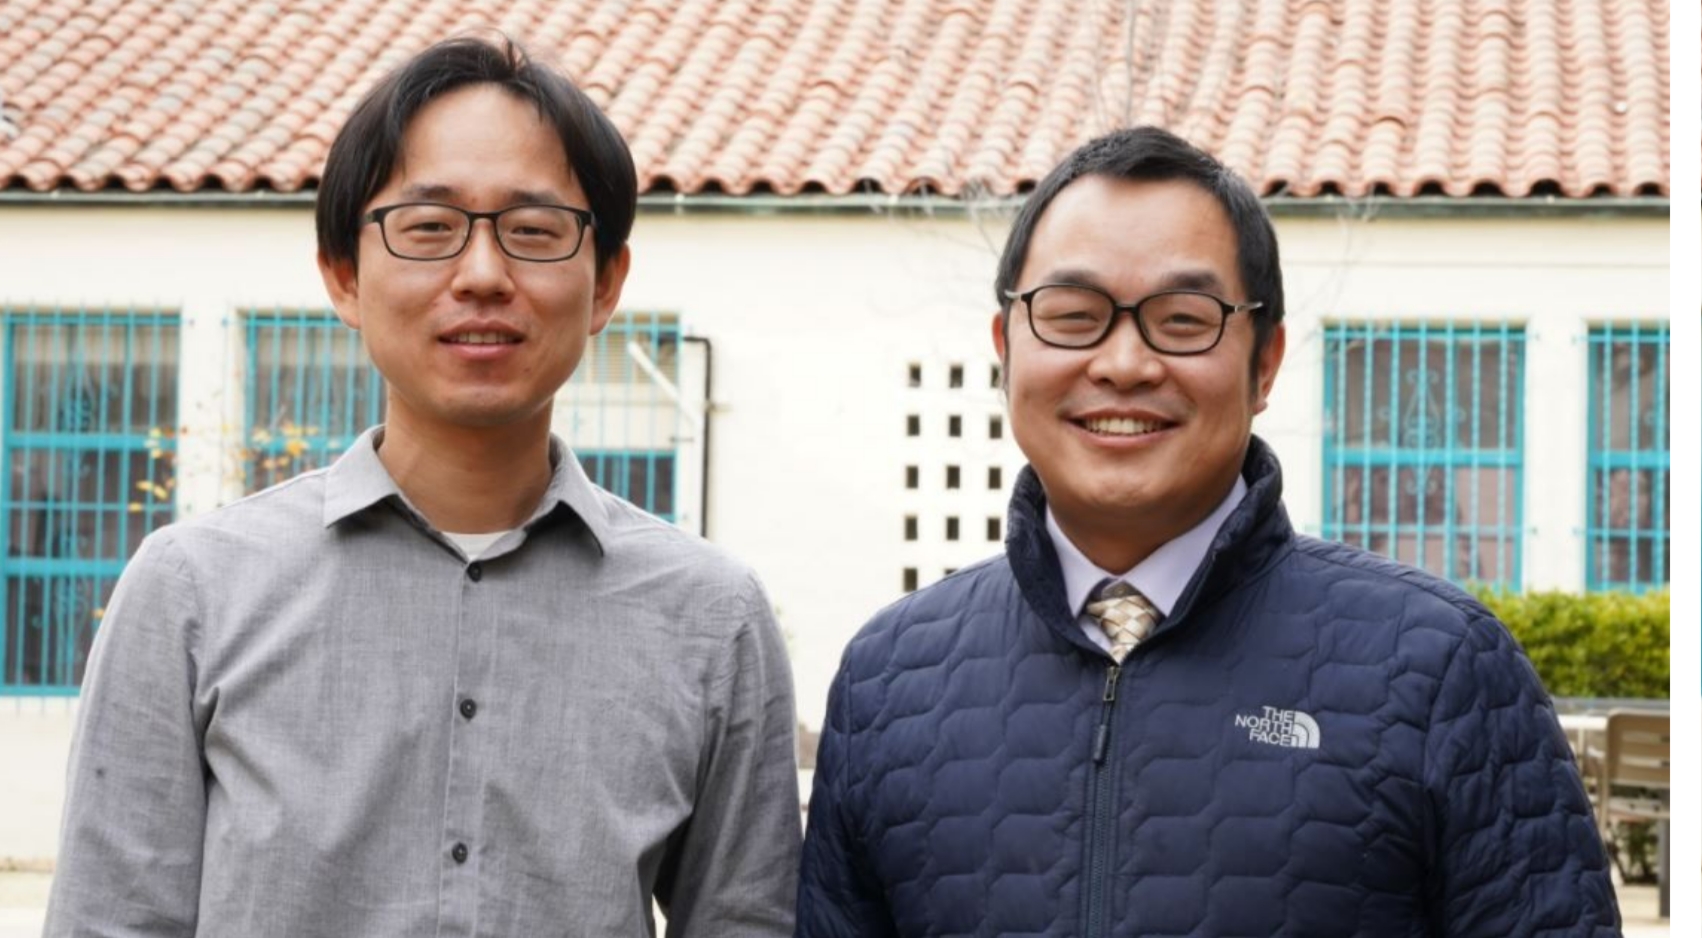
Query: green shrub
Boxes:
[{"xmin": 1470, "ymin": 588, "xmax": 1668, "ymax": 700}]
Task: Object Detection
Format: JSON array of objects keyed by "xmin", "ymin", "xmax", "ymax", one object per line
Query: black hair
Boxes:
[
  {"xmin": 315, "ymin": 34, "xmax": 636, "ymax": 273},
  {"xmin": 994, "ymin": 127, "xmax": 1284, "ymax": 363}
]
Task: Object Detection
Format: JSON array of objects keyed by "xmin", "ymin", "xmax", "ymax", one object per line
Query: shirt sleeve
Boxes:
[
  {"xmin": 43, "ymin": 531, "xmax": 208, "ymax": 937},
  {"xmin": 1423, "ymin": 611, "xmax": 1621, "ymax": 936},
  {"xmin": 656, "ymin": 571, "xmax": 801, "ymax": 938},
  {"xmin": 795, "ymin": 662, "xmax": 896, "ymax": 938}
]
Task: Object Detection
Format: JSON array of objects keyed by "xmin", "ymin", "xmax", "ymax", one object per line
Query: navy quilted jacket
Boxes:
[{"xmin": 797, "ymin": 438, "xmax": 1618, "ymax": 937}]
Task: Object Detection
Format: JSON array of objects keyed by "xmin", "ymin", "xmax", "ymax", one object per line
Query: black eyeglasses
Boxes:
[
  {"xmin": 360, "ymin": 202, "xmax": 596, "ymax": 262},
  {"xmin": 1002, "ymin": 283, "xmax": 1262, "ymax": 355}
]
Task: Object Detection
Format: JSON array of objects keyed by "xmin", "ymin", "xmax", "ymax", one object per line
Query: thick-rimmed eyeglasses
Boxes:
[
  {"xmin": 1003, "ymin": 283, "xmax": 1263, "ymax": 355},
  {"xmin": 360, "ymin": 202, "xmax": 596, "ymax": 262}
]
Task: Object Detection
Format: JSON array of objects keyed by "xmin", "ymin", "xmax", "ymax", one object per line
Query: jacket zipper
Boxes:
[{"xmin": 1083, "ymin": 662, "xmax": 1122, "ymax": 938}]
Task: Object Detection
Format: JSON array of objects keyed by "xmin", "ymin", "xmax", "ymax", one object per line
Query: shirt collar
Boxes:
[
  {"xmin": 322, "ymin": 427, "xmax": 610, "ymax": 555},
  {"xmin": 1047, "ymin": 474, "xmax": 1248, "ymax": 618}
]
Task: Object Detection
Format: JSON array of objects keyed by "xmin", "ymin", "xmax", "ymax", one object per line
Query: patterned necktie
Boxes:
[{"xmin": 1084, "ymin": 580, "xmax": 1161, "ymax": 664}]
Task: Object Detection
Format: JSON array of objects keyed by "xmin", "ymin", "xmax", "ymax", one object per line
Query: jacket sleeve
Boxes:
[
  {"xmin": 43, "ymin": 532, "xmax": 207, "ymax": 937},
  {"xmin": 795, "ymin": 661, "xmax": 897, "ymax": 938},
  {"xmin": 1423, "ymin": 611, "xmax": 1621, "ymax": 935},
  {"xmin": 657, "ymin": 571, "xmax": 801, "ymax": 938}
]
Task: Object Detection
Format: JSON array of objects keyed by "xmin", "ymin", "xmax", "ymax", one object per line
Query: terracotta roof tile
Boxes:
[{"xmin": 0, "ymin": 0, "xmax": 1669, "ymax": 198}]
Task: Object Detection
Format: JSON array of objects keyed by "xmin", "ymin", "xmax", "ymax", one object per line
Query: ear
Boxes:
[
  {"xmin": 990, "ymin": 310, "xmax": 1009, "ymax": 365},
  {"xmin": 588, "ymin": 244, "xmax": 632, "ymax": 335},
  {"xmin": 1252, "ymin": 322, "xmax": 1285, "ymax": 415},
  {"xmin": 318, "ymin": 251, "xmax": 362, "ymax": 330}
]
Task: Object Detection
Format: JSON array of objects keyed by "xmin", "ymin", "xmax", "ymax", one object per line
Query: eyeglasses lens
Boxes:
[
  {"xmin": 381, "ymin": 205, "xmax": 585, "ymax": 261},
  {"xmin": 1028, "ymin": 286, "xmax": 1224, "ymax": 353}
]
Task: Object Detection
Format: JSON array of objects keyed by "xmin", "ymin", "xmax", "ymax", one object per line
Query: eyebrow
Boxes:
[
  {"xmin": 396, "ymin": 183, "xmax": 568, "ymax": 205},
  {"xmin": 1158, "ymin": 269, "xmax": 1231, "ymax": 293},
  {"xmin": 1040, "ymin": 267, "xmax": 1230, "ymax": 296}
]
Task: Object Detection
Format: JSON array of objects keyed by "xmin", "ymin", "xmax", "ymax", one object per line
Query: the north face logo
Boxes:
[{"xmin": 1234, "ymin": 706, "xmax": 1321, "ymax": 749}]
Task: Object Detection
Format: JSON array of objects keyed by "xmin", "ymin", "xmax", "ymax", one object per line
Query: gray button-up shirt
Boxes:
[{"xmin": 45, "ymin": 430, "xmax": 800, "ymax": 937}]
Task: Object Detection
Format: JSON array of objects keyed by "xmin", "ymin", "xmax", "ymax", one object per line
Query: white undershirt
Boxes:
[
  {"xmin": 1046, "ymin": 476, "xmax": 1248, "ymax": 652},
  {"xmin": 443, "ymin": 530, "xmax": 511, "ymax": 560}
]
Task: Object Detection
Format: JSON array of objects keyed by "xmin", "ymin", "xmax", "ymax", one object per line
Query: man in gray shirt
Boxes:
[{"xmin": 45, "ymin": 36, "xmax": 800, "ymax": 937}]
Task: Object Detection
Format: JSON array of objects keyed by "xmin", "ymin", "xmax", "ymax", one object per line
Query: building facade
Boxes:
[{"xmin": 0, "ymin": 200, "xmax": 1669, "ymax": 730}]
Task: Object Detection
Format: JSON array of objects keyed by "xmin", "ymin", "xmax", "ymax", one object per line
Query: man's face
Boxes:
[
  {"xmin": 992, "ymin": 174, "xmax": 1284, "ymax": 554},
  {"xmin": 319, "ymin": 84, "xmax": 628, "ymax": 437}
]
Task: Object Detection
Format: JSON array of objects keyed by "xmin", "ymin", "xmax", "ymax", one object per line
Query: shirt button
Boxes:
[
  {"xmin": 459, "ymin": 699, "xmax": 477, "ymax": 720},
  {"xmin": 466, "ymin": 562, "xmax": 483, "ymax": 582},
  {"xmin": 451, "ymin": 842, "xmax": 469, "ymax": 864}
]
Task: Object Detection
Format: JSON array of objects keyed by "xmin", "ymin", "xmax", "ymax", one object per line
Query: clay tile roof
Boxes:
[{"xmin": 0, "ymin": 0, "xmax": 1669, "ymax": 199}]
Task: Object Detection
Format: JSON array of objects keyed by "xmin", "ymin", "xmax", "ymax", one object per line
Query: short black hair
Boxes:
[
  {"xmin": 315, "ymin": 34, "xmax": 636, "ymax": 273},
  {"xmin": 995, "ymin": 127, "xmax": 1284, "ymax": 363}
]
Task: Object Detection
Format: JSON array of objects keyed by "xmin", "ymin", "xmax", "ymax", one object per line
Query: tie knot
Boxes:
[
  {"xmin": 1093, "ymin": 580, "xmax": 1138, "ymax": 602},
  {"xmin": 1084, "ymin": 580, "xmax": 1159, "ymax": 663}
]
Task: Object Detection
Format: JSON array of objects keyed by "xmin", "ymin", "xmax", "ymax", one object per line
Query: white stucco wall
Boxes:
[{"xmin": 0, "ymin": 203, "xmax": 1668, "ymax": 859}]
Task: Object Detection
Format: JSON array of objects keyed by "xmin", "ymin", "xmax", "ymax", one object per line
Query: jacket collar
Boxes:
[{"xmin": 1005, "ymin": 434, "xmax": 1293, "ymax": 654}]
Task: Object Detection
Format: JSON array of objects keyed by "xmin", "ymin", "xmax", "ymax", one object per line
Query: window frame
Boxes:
[
  {"xmin": 0, "ymin": 307, "xmax": 181, "ymax": 694},
  {"xmin": 1584, "ymin": 323, "xmax": 1669, "ymax": 593},
  {"xmin": 1321, "ymin": 320, "xmax": 1527, "ymax": 590}
]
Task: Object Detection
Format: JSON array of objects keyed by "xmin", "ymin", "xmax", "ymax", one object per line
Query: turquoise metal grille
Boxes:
[
  {"xmin": 244, "ymin": 311, "xmax": 680, "ymax": 520},
  {"xmin": 560, "ymin": 313, "xmax": 681, "ymax": 522},
  {"xmin": 1585, "ymin": 324, "xmax": 1669, "ymax": 592},
  {"xmin": 1323, "ymin": 322, "xmax": 1525, "ymax": 588},
  {"xmin": 578, "ymin": 449, "xmax": 675, "ymax": 520},
  {"xmin": 0, "ymin": 308, "xmax": 180, "ymax": 694},
  {"xmin": 244, "ymin": 309, "xmax": 385, "ymax": 493}
]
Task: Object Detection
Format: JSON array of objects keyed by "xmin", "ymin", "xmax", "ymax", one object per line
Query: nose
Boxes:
[
  {"xmin": 450, "ymin": 219, "xmax": 516, "ymax": 301},
  {"xmin": 1084, "ymin": 313, "xmax": 1166, "ymax": 389}
]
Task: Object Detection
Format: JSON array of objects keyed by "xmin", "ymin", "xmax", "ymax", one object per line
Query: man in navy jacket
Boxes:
[{"xmin": 796, "ymin": 128, "xmax": 1618, "ymax": 936}]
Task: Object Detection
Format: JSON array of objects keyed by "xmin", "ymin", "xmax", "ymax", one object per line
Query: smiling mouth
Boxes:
[
  {"xmin": 1077, "ymin": 416, "xmax": 1172, "ymax": 437},
  {"xmin": 442, "ymin": 332, "xmax": 521, "ymax": 345}
]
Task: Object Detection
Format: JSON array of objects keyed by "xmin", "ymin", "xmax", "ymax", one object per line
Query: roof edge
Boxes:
[{"xmin": 0, "ymin": 189, "xmax": 1671, "ymax": 218}]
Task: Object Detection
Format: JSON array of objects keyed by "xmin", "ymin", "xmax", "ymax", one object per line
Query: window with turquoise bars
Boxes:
[
  {"xmin": 1323, "ymin": 322, "xmax": 1525, "ymax": 589},
  {"xmin": 0, "ymin": 308, "xmax": 180, "ymax": 694},
  {"xmin": 1585, "ymin": 324, "xmax": 1669, "ymax": 592},
  {"xmin": 243, "ymin": 310, "xmax": 679, "ymax": 520},
  {"xmin": 244, "ymin": 309, "xmax": 385, "ymax": 493},
  {"xmin": 562, "ymin": 313, "xmax": 680, "ymax": 521}
]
